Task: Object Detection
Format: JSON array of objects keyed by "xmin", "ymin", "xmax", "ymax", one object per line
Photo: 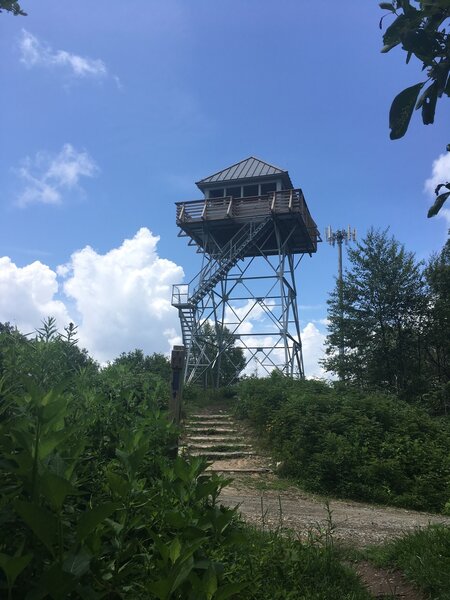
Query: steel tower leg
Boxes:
[{"xmin": 176, "ymin": 219, "xmax": 305, "ymax": 386}]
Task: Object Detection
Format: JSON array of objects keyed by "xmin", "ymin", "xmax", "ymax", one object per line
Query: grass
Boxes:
[
  {"xmin": 367, "ymin": 524, "xmax": 450, "ymax": 599},
  {"xmin": 339, "ymin": 524, "xmax": 450, "ymax": 600},
  {"xmin": 220, "ymin": 525, "xmax": 372, "ymax": 600},
  {"xmin": 237, "ymin": 474, "xmax": 295, "ymax": 492}
]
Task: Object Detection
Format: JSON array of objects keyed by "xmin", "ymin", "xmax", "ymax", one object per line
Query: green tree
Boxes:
[
  {"xmin": 323, "ymin": 229, "xmax": 427, "ymax": 396},
  {"xmin": 422, "ymin": 238, "xmax": 450, "ymax": 412},
  {"xmin": 0, "ymin": 318, "xmax": 96, "ymax": 394},
  {"xmin": 0, "ymin": 1, "xmax": 26, "ymax": 15},
  {"xmin": 100, "ymin": 348, "xmax": 171, "ymax": 409},
  {"xmin": 380, "ymin": 1, "xmax": 450, "ymax": 216},
  {"xmin": 199, "ymin": 321, "xmax": 246, "ymax": 387}
]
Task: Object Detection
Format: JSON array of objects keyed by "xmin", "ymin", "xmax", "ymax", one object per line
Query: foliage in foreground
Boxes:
[
  {"xmin": 236, "ymin": 374, "xmax": 450, "ymax": 512},
  {"xmin": 0, "ymin": 320, "xmax": 372, "ymax": 599},
  {"xmin": 380, "ymin": 0, "xmax": 450, "ymax": 216},
  {"xmin": 0, "ymin": 379, "xmax": 370, "ymax": 599},
  {"xmin": 366, "ymin": 524, "xmax": 450, "ymax": 600}
]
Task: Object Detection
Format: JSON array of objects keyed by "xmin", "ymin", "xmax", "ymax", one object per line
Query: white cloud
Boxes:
[
  {"xmin": 0, "ymin": 229, "xmax": 328, "ymax": 375},
  {"xmin": 424, "ymin": 152, "xmax": 450, "ymax": 225},
  {"xmin": 59, "ymin": 228, "xmax": 184, "ymax": 363},
  {"xmin": 0, "ymin": 257, "xmax": 70, "ymax": 333},
  {"xmin": 301, "ymin": 322, "xmax": 327, "ymax": 379},
  {"xmin": 16, "ymin": 144, "xmax": 98, "ymax": 207},
  {"xmin": 0, "ymin": 229, "xmax": 184, "ymax": 363},
  {"xmin": 19, "ymin": 29, "xmax": 107, "ymax": 79}
]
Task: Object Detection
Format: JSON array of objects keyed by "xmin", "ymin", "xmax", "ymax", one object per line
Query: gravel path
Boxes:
[{"xmin": 219, "ymin": 473, "xmax": 450, "ymax": 547}]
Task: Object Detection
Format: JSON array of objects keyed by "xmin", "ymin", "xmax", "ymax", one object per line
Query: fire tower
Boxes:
[{"xmin": 171, "ymin": 157, "xmax": 320, "ymax": 386}]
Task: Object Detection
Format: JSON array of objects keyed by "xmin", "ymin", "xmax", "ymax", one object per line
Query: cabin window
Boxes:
[
  {"xmin": 261, "ymin": 182, "xmax": 277, "ymax": 194},
  {"xmin": 243, "ymin": 184, "xmax": 258, "ymax": 197},
  {"xmin": 226, "ymin": 186, "xmax": 241, "ymax": 198},
  {"xmin": 209, "ymin": 188, "xmax": 225, "ymax": 198}
]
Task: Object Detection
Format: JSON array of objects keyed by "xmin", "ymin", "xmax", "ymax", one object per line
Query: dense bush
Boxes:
[{"xmin": 236, "ymin": 374, "xmax": 450, "ymax": 511}]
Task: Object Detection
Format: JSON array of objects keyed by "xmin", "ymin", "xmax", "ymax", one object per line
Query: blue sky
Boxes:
[{"xmin": 0, "ymin": 1, "xmax": 449, "ymax": 373}]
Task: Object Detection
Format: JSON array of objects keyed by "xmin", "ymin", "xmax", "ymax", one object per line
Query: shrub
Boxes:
[{"xmin": 236, "ymin": 378, "xmax": 450, "ymax": 511}]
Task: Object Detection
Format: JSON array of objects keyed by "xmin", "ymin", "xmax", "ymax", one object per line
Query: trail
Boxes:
[{"xmin": 182, "ymin": 406, "xmax": 450, "ymax": 599}]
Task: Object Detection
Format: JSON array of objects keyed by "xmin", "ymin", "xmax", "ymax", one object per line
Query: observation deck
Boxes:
[{"xmin": 176, "ymin": 188, "xmax": 319, "ymax": 257}]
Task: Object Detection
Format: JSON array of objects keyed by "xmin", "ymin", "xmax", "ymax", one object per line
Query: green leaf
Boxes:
[
  {"xmin": 147, "ymin": 578, "xmax": 171, "ymax": 600},
  {"xmin": 106, "ymin": 471, "xmax": 130, "ymax": 498},
  {"xmin": 379, "ymin": 2, "xmax": 395, "ymax": 9},
  {"xmin": 170, "ymin": 554, "xmax": 194, "ymax": 594},
  {"xmin": 419, "ymin": 81, "xmax": 438, "ymax": 125},
  {"xmin": 428, "ymin": 191, "xmax": 450, "ymax": 217},
  {"xmin": 62, "ymin": 547, "xmax": 92, "ymax": 578},
  {"xmin": 164, "ymin": 510, "xmax": 187, "ymax": 528},
  {"xmin": 40, "ymin": 471, "xmax": 78, "ymax": 511},
  {"xmin": 389, "ymin": 82, "xmax": 425, "ymax": 139},
  {"xmin": 203, "ymin": 566, "xmax": 218, "ymax": 599},
  {"xmin": 37, "ymin": 562, "xmax": 76, "ymax": 600},
  {"xmin": 38, "ymin": 430, "xmax": 68, "ymax": 459},
  {"xmin": 0, "ymin": 552, "xmax": 33, "ymax": 589},
  {"xmin": 77, "ymin": 502, "xmax": 119, "ymax": 541},
  {"xmin": 168, "ymin": 537, "xmax": 181, "ymax": 564},
  {"xmin": 14, "ymin": 500, "xmax": 57, "ymax": 554},
  {"xmin": 215, "ymin": 582, "xmax": 248, "ymax": 599},
  {"xmin": 382, "ymin": 14, "xmax": 408, "ymax": 52}
]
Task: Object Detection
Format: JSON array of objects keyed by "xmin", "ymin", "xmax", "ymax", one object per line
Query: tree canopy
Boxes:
[
  {"xmin": 0, "ymin": 1, "xmax": 26, "ymax": 15},
  {"xmin": 380, "ymin": 1, "xmax": 450, "ymax": 216},
  {"xmin": 324, "ymin": 229, "xmax": 427, "ymax": 396}
]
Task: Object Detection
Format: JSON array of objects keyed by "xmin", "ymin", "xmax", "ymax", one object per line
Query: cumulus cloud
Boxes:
[
  {"xmin": 0, "ymin": 229, "xmax": 184, "ymax": 362},
  {"xmin": 0, "ymin": 257, "xmax": 70, "ymax": 333},
  {"xmin": 59, "ymin": 228, "xmax": 184, "ymax": 363},
  {"xmin": 424, "ymin": 152, "xmax": 450, "ymax": 225},
  {"xmin": 16, "ymin": 143, "xmax": 98, "ymax": 207},
  {"xmin": 301, "ymin": 322, "xmax": 327, "ymax": 379},
  {"xmin": 19, "ymin": 29, "xmax": 108, "ymax": 79},
  {"xmin": 0, "ymin": 228, "xmax": 328, "ymax": 374},
  {"xmin": 222, "ymin": 299, "xmax": 327, "ymax": 379}
]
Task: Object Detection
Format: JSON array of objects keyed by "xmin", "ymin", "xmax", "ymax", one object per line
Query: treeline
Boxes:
[
  {"xmin": 324, "ymin": 230, "xmax": 450, "ymax": 413},
  {"xmin": 0, "ymin": 317, "xmax": 171, "ymax": 414}
]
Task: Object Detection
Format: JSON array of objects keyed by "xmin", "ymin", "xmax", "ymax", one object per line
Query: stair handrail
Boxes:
[{"xmin": 188, "ymin": 217, "xmax": 271, "ymax": 304}]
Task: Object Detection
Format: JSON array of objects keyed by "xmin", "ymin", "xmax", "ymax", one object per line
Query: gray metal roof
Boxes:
[{"xmin": 196, "ymin": 156, "xmax": 291, "ymax": 187}]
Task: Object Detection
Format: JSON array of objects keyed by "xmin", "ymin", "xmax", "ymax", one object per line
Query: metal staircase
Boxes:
[{"xmin": 172, "ymin": 217, "xmax": 272, "ymax": 362}]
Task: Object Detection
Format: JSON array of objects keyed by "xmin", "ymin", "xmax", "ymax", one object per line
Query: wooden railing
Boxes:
[{"xmin": 176, "ymin": 189, "xmax": 317, "ymax": 235}]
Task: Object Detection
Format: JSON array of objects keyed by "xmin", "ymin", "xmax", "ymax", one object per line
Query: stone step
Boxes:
[
  {"xmin": 184, "ymin": 427, "xmax": 238, "ymax": 435},
  {"xmin": 189, "ymin": 450, "xmax": 254, "ymax": 460},
  {"xmin": 206, "ymin": 467, "xmax": 272, "ymax": 474},
  {"xmin": 185, "ymin": 443, "xmax": 252, "ymax": 450},
  {"xmin": 184, "ymin": 435, "xmax": 243, "ymax": 443},
  {"xmin": 185, "ymin": 421, "xmax": 236, "ymax": 428},
  {"xmin": 188, "ymin": 414, "xmax": 232, "ymax": 421}
]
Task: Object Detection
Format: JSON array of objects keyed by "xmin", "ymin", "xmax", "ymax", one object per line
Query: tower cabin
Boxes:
[{"xmin": 176, "ymin": 156, "xmax": 319, "ymax": 257}]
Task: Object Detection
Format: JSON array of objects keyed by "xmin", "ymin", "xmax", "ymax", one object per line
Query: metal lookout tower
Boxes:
[{"xmin": 171, "ymin": 157, "xmax": 320, "ymax": 386}]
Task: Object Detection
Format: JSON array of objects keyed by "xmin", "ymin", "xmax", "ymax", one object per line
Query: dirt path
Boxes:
[
  {"xmin": 219, "ymin": 473, "xmax": 450, "ymax": 548},
  {"xmin": 185, "ymin": 407, "xmax": 450, "ymax": 598}
]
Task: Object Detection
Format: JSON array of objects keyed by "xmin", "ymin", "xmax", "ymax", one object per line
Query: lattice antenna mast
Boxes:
[{"xmin": 325, "ymin": 225, "xmax": 357, "ymax": 376}]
